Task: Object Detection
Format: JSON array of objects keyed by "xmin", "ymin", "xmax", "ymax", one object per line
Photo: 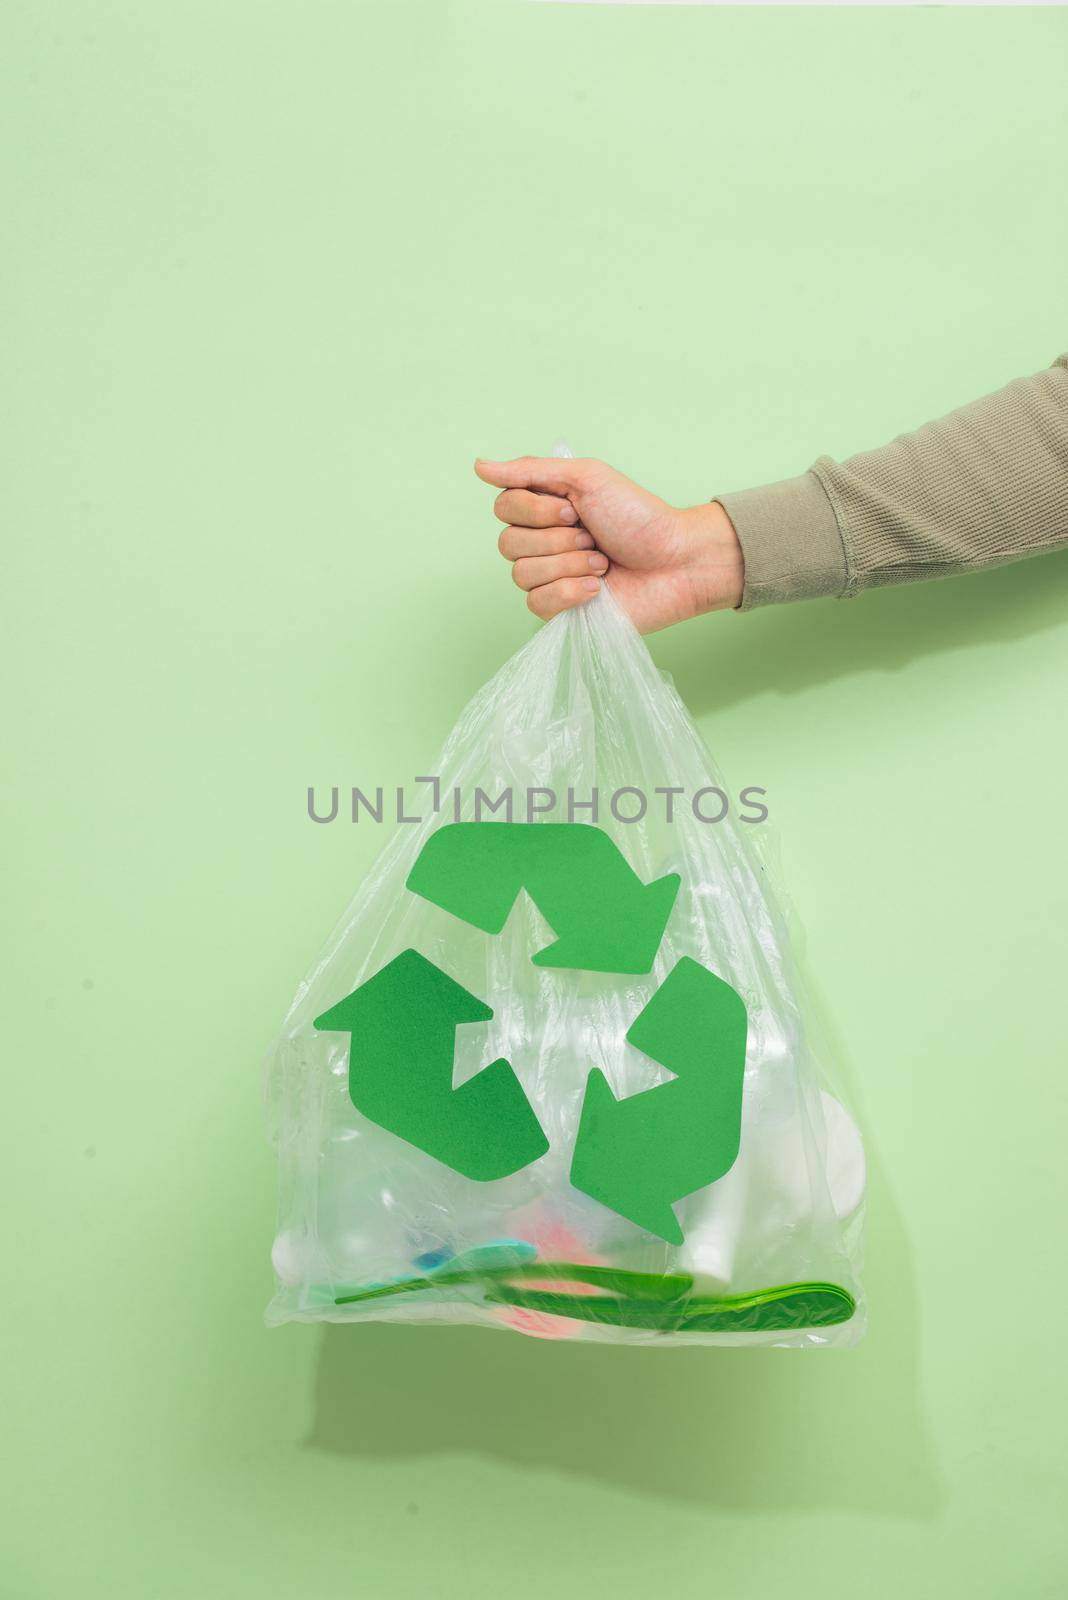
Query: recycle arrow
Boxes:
[
  {"xmin": 406, "ymin": 822, "xmax": 680, "ymax": 975},
  {"xmin": 313, "ymin": 948, "xmax": 548, "ymax": 1182},
  {"xmin": 569, "ymin": 956, "xmax": 748, "ymax": 1244}
]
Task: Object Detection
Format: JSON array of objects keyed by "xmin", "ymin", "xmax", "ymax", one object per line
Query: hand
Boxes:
[{"xmin": 475, "ymin": 455, "xmax": 744, "ymax": 634}]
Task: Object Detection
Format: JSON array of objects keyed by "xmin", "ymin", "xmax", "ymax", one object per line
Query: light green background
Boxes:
[{"xmin": 4, "ymin": 3, "xmax": 1067, "ymax": 1596}]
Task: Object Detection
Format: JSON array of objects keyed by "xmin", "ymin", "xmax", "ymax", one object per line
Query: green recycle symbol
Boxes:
[{"xmin": 313, "ymin": 822, "xmax": 748, "ymax": 1245}]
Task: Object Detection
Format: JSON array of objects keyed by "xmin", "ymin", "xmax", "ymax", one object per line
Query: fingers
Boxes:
[
  {"xmin": 475, "ymin": 455, "xmax": 608, "ymax": 623},
  {"xmin": 474, "ymin": 455, "xmax": 602, "ymax": 497},
  {"xmin": 511, "ymin": 551, "xmax": 609, "ymax": 592},
  {"xmin": 526, "ymin": 576, "xmax": 601, "ymax": 620},
  {"xmin": 498, "ymin": 523, "xmax": 595, "ymax": 560},
  {"xmin": 492, "ymin": 488, "xmax": 577, "ymax": 529}
]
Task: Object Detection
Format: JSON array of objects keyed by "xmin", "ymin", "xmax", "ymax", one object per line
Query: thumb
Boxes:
[{"xmin": 474, "ymin": 455, "xmax": 586, "ymax": 497}]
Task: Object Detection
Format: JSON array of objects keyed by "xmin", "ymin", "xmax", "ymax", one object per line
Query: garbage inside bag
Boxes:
[{"xmin": 265, "ymin": 584, "xmax": 865, "ymax": 1346}]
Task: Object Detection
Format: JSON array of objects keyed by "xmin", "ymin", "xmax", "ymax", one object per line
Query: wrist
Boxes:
[{"xmin": 675, "ymin": 501, "xmax": 745, "ymax": 615}]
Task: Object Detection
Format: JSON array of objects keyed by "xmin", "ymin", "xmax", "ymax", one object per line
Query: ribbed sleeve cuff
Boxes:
[{"xmin": 717, "ymin": 471, "xmax": 849, "ymax": 611}]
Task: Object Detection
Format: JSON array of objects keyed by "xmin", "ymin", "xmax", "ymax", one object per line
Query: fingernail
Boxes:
[
  {"xmin": 559, "ymin": 503, "xmax": 578, "ymax": 525},
  {"xmin": 588, "ymin": 554, "xmax": 608, "ymax": 573},
  {"xmin": 575, "ymin": 531, "xmax": 595, "ymax": 549},
  {"xmin": 582, "ymin": 577, "xmax": 600, "ymax": 594}
]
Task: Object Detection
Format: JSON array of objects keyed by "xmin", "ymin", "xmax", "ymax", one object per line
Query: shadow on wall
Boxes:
[
  {"xmin": 308, "ymin": 1129, "xmax": 942, "ymax": 1518},
  {"xmin": 654, "ymin": 546, "xmax": 1068, "ymax": 719}
]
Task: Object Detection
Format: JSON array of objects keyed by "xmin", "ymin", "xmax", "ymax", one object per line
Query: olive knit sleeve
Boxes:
[{"xmin": 718, "ymin": 354, "xmax": 1068, "ymax": 610}]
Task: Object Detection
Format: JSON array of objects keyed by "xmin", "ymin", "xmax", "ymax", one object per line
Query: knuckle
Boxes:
[
  {"xmin": 497, "ymin": 527, "xmax": 512, "ymax": 557},
  {"xmin": 511, "ymin": 559, "xmax": 529, "ymax": 589},
  {"xmin": 573, "ymin": 458, "xmax": 604, "ymax": 488},
  {"xmin": 526, "ymin": 588, "xmax": 547, "ymax": 618}
]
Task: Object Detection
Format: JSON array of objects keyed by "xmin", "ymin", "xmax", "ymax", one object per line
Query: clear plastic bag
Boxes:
[{"xmin": 265, "ymin": 582, "xmax": 865, "ymax": 1347}]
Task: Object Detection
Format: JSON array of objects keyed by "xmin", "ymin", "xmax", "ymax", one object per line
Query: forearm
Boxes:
[{"xmin": 718, "ymin": 354, "xmax": 1068, "ymax": 610}]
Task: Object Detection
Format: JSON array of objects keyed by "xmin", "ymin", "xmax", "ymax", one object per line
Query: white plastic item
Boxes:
[{"xmin": 264, "ymin": 579, "xmax": 866, "ymax": 1347}]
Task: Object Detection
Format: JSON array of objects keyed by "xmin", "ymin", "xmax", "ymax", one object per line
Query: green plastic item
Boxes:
[
  {"xmin": 327, "ymin": 1239, "xmax": 539, "ymax": 1311},
  {"xmin": 313, "ymin": 949, "xmax": 549, "ymax": 1182},
  {"xmin": 570, "ymin": 957, "xmax": 748, "ymax": 1244},
  {"xmin": 332, "ymin": 1261, "xmax": 855, "ymax": 1334},
  {"xmin": 406, "ymin": 821, "xmax": 680, "ymax": 974}
]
